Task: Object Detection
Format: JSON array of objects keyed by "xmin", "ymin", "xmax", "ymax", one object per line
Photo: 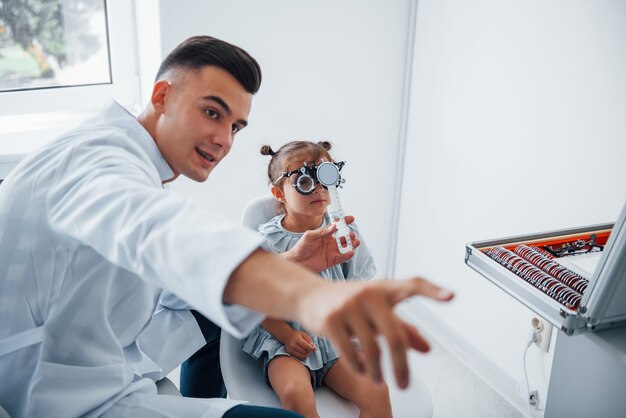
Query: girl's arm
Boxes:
[
  {"xmin": 261, "ymin": 318, "xmax": 316, "ymax": 360},
  {"xmin": 260, "ymin": 317, "xmax": 296, "ymax": 342}
]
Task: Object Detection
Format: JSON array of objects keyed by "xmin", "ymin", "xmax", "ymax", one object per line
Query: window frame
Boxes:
[{"xmin": 0, "ymin": 0, "xmax": 142, "ymax": 128}]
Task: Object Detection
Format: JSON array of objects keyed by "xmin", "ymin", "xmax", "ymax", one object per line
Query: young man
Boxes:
[{"xmin": 0, "ymin": 36, "xmax": 452, "ymax": 418}]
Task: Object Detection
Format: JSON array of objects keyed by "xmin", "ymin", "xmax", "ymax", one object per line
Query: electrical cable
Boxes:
[{"xmin": 523, "ymin": 331, "xmax": 542, "ymax": 418}]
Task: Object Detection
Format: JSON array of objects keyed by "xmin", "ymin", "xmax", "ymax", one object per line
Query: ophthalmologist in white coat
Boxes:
[{"xmin": 0, "ymin": 36, "xmax": 453, "ymax": 418}]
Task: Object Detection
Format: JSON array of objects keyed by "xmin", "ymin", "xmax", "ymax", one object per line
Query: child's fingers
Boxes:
[
  {"xmin": 301, "ymin": 332, "xmax": 313, "ymax": 344},
  {"xmin": 290, "ymin": 348, "xmax": 307, "ymax": 360},
  {"xmin": 287, "ymin": 340, "xmax": 310, "ymax": 358},
  {"xmin": 297, "ymin": 337, "xmax": 316, "ymax": 351},
  {"xmin": 301, "ymin": 332, "xmax": 316, "ymax": 348}
]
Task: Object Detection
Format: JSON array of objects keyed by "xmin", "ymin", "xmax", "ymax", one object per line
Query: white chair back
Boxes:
[
  {"xmin": 220, "ymin": 195, "xmax": 433, "ymax": 417},
  {"xmin": 240, "ymin": 194, "xmax": 280, "ymax": 233}
]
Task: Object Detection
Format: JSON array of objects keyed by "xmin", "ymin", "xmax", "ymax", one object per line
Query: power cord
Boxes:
[{"xmin": 523, "ymin": 330, "xmax": 542, "ymax": 418}]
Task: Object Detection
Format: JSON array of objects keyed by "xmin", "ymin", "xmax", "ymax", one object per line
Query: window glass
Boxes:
[
  {"xmin": 0, "ymin": 0, "xmax": 110, "ymax": 92},
  {"xmin": 0, "ymin": 0, "xmax": 141, "ymax": 124}
]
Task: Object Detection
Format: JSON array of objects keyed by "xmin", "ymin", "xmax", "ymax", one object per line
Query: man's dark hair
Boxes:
[{"xmin": 155, "ymin": 35, "xmax": 262, "ymax": 94}]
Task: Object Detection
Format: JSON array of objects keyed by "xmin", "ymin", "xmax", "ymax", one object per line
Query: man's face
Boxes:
[{"xmin": 153, "ymin": 66, "xmax": 253, "ymax": 182}]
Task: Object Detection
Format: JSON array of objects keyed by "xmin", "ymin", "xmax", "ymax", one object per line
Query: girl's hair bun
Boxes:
[
  {"xmin": 260, "ymin": 145, "xmax": 275, "ymax": 156},
  {"xmin": 317, "ymin": 141, "xmax": 332, "ymax": 151}
]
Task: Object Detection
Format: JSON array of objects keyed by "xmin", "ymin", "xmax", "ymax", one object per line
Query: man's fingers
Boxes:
[
  {"xmin": 326, "ymin": 319, "xmax": 365, "ymax": 375},
  {"xmin": 366, "ymin": 296, "xmax": 410, "ymax": 389},
  {"xmin": 345, "ymin": 307, "xmax": 382, "ymax": 383},
  {"xmin": 323, "ymin": 223, "xmax": 337, "ymax": 236},
  {"xmin": 344, "ymin": 215, "xmax": 355, "ymax": 225},
  {"xmin": 333, "ymin": 250, "xmax": 355, "ymax": 265},
  {"xmin": 331, "ymin": 237, "xmax": 360, "ymax": 265},
  {"xmin": 402, "ymin": 320, "xmax": 430, "ymax": 353},
  {"xmin": 349, "ymin": 233, "xmax": 360, "ymax": 249},
  {"xmin": 367, "ymin": 278, "xmax": 449, "ymax": 387},
  {"xmin": 300, "ymin": 278, "xmax": 452, "ymax": 392},
  {"xmin": 302, "ymin": 227, "xmax": 327, "ymax": 240},
  {"xmin": 385, "ymin": 277, "xmax": 454, "ymax": 305},
  {"xmin": 411, "ymin": 277, "xmax": 454, "ymax": 301}
]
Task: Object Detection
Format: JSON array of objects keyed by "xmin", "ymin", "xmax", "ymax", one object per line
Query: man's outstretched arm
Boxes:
[{"xmin": 223, "ymin": 248, "xmax": 453, "ymax": 389}]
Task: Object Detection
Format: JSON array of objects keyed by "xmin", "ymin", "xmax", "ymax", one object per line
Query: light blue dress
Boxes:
[{"xmin": 241, "ymin": 214, "xmax": 376, "ymax": 377}]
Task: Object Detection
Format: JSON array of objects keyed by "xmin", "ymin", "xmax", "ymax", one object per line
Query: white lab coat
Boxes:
[{"xmin": 0, "ymin": 101, "xmax": 265, "ymax": 418}]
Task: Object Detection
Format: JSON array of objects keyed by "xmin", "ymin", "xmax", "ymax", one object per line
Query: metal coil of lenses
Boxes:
[
  {"xmin": 485, "ymin": 246, "xmax": 582, "ymax": 310},
  {"xmin": 514, "ymin": 244, "xmax": 589, "ymax": 295}
]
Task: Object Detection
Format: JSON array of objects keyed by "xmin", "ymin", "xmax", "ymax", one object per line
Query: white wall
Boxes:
[
  {"xmin": 395, "ymin": 0, "xmax": 626, "ymax": 411},
  {"xmin": 156, "ymin": 0, "xmax": 415, "ymax": 276}
]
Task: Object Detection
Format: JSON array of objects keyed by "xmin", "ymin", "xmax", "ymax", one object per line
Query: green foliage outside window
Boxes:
[{"xmin": 0, "ymin": 0, "xmax": 107, "ymax": 90}]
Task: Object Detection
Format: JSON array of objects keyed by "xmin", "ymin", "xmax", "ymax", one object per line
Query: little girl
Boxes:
[{"xmin": 242, "ymin": 140, "xmax": 392, "ymax": 418}]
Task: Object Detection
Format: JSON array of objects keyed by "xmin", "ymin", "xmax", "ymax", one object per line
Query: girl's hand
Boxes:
[
  {"xmin": 284, "ymin": 331, "xmax": 317, "ymax": 360},
  {"xmin": 281, "ymin": 215, "xmax": 361, "ymax": 272}
]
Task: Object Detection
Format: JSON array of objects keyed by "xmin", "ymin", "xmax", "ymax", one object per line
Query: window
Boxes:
[
  {"xmin": 0, "ymin": 0, "xmax": 111, "ymax": 92},
  {"xmin": 0, "ymin": 0, "xmax": 142, "ymax": 122}
]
